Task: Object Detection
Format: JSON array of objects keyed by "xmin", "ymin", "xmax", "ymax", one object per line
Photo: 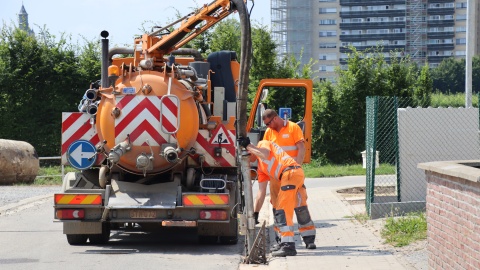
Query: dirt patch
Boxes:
[{"xmin": 337, "ymin": 186, "xmax": 396, "ymax": 195}]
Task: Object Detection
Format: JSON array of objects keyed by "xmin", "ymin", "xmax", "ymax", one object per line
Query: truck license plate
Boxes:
[{"xmin": 130, "ymin": 210, "xmax": 156, "ymax": 219}]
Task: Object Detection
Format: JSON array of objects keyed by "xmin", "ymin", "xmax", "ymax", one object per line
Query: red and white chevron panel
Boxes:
[
  {"xmin": 193, "ymin": 125, "xmax": 236, "ymax": 167},
  {"xmin": 61, "ymin": 112, "xmax": 103, "ymax": 165},
  {"xmin": 115, "ymin": 96, "xmax": 176, "ymax": 146},
  {"xmin": 160, "ymin": 95, "xmax": 179, "ymax": 134}
]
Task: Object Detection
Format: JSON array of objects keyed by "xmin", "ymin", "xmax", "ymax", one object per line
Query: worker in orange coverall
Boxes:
[
  {"xmin": 254, "ymin": 109, "xmax": 316, "ymax": 251},
  {"xmin": 238, "ymin": 137, "xmax": 302, "ymax": 257}
]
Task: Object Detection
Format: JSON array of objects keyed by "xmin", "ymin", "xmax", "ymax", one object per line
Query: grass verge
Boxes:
[
  {"xmin": 303, "ymin": 162, "xmax": 395, "ymax": 178},
  {"xmin": 381, "ymin": 211, "xmax": 427, "ymax": 247},
  {"xmin": 34, "ymin": 161, "xmax": 396, "ymax": 185}
]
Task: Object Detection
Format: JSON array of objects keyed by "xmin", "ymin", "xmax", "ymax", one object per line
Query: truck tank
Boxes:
[{"xmin": 95, "ymin": 71, "xmax": 200, "ymax": 174}]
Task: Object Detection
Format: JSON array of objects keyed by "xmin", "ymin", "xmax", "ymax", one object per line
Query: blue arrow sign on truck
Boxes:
[{"xmin": 67, "ymin": 140, "xmax": 97, "ymax": 170}]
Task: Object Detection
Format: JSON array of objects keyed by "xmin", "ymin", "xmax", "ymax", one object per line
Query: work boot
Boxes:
[
  {"xmin": 271, "ymin": 244, "xmax": 281, "ymax": 252},
  {"xmin": 270, "ymin": 234, "xmax": 282, "ymax": 251},
  {"xmin": 271, "ymin": 242, "xmax": 297, "ymax": 257},
  {"xmin": 303, "ymin": 235, "xmax": 316, "ymax": 249}
]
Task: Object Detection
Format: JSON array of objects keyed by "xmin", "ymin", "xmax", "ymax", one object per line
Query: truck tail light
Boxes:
[
  {"xmin": 200, "ymin": 210, "xmax": 227, "ymax": 220},
  {"xmin": 56, "ymin": 209, "xmax": 85, "ymax": 220}
]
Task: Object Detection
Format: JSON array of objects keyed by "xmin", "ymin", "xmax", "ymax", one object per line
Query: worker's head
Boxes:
[{"xmin": 262, "ymin": 109, "xmax": 278, "ymax": 128}]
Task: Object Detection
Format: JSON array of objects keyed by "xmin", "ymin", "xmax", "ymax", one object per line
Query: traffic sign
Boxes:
[
  {"xmin": 279, "ymin": 107, "xmax": 292, "ymax": 120},
  {"xmin": 67, "ymin": 140, "xmax": 97, "ymax": 170}
]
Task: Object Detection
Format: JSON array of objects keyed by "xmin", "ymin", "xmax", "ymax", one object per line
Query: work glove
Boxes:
[{"xmin": 237, "ymin": 136, "xmax": 250, "ymax": 148}]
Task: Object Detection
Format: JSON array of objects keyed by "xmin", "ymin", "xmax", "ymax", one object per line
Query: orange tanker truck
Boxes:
[{"xmin": 54, "ymin": 0, "xmax": 312, "ymax": 247}]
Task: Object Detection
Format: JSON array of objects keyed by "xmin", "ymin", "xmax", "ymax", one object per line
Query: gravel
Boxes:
[{"xmin": 0, "ymin": 185, "xmax": 61, "ymax": 207}]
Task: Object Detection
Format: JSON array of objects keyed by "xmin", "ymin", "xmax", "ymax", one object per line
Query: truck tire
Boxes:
[
  {"xmin": 88, "ymin": 223, "xmax": 110, "ymax": 245},
  {"xmin": 66, "ymin": 234, "xmax": 88, "ymax": 245}
]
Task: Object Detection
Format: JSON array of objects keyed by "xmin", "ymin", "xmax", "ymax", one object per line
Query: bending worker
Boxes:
[
  {"xmin": 255, "ymin": 109, "xmax": 316, "ymax": 250},
  {"xmin": 238, "ymin": 137, "xmax": 302, "ymax": 257}
]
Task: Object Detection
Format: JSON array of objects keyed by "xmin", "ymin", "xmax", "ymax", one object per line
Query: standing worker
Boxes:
[
  {"xmin": 238, "ymin": 137, "xmax": 302, "ymax": 257},
  {"xmin": 254, "ymin": 109, "xmax": 316, "ymax": 250}
]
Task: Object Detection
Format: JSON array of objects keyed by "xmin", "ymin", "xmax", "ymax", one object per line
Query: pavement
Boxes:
[{"xmin": 240, "ymin": 176, "xmax": 421, "ymax": 270}]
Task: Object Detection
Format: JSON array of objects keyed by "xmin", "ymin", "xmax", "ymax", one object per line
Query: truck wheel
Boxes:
[
  {"xmin": 88, "ymin": 223, "xmax": 111, "ymax": 245},
  {"xmin": 198, "ymin": 235, "xmax": 218, "ymax": 244},
  {"xmin": 66, "ymin": 234, "xmax": 88, "ymax": 245}
]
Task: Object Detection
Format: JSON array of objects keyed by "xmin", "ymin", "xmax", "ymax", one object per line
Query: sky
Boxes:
[{"xmin": 1, "ymin": 0, "xmax": 271, "ymax": 46}]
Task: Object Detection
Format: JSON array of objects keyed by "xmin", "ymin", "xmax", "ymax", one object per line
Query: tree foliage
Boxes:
[
  {"xmin": 0, "ymin": 25, "xmax": 100, "ymax": 156},
  {"xmin": 313, "ymin": 47, "xmax": 432, "ymax": 163}
]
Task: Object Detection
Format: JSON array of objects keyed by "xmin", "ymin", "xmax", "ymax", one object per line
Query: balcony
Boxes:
[
  {"xmin": 426, "ymin": 55, "xmax": 454, "ymax": 63},
  {"xmin": 340, "ymin": 10, "xmax": 406, "ymax": 18},
  {"xmin": 340, "ymin": 44, "xmax": 405, "ymax": 53},
  {"xmin": 427, "ymin": 31, "xmax": 454, "ymax": 39},
  {"xmin": 340, "ymin": 21, "xmax": 405, "ymax": 30},
  {"xmin": 427, "ymin": 8, "xmax": 455, "ymax": 16},
  {"xmin": 427, "ymin": 43, "xmax": 455, "ymax": 50},
  {"xmin": 340, "ymin": 0, "xmax": 405, "ymax": 6},
  {"xmin": 427, "ymin": 19, "xmax": 454, "ymax": 27},
  {"xmin": 340, "ymin": 33, "xmax": 405, "ymax": 42}
]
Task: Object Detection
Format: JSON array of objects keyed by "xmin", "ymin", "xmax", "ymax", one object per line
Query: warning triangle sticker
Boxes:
[{"xmin": 209, "ymin": 125, "xmax": 232, "ymax": 145}]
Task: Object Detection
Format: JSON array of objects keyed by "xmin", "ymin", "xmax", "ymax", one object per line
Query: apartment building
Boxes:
[{"xmin": 272, "ymin": 0, "xmax": 479, "ymax": 81}]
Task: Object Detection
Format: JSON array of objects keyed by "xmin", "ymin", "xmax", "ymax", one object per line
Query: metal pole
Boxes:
[
  {"xmin": 465, "ymin": 0, "xmax": 475, "ymax": 108},
  {"xmin": 232, "ymin": 0, "xmax": 254, "ymax": 254},
  {"xmin": 240, "ymin": 152, "xmax": 255, "ymax": 252}
]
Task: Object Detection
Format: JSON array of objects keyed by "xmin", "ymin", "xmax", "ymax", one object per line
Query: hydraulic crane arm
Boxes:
[{"xmin": 144, "ymin": 0, "xmax": 241, "ymax": 55}]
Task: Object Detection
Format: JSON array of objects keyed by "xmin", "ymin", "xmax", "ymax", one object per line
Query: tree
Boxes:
[
  {"xmin": 209, "ymin": 19, "xmax": 241, "ymax": 57},
  {"xmin": 430, "ymin": 57, "xmax": 465, "ymax": 93},
  {"xmin": 314, "ymin": 46, "xmax": 431, "ymax": 163},
  {"xmin": 414, "ymin": 64, "xmax": 433, "ymax": 107},
  {"xmin": 0, "ymin": 25, "xmax": 101, "ymax": 157}
]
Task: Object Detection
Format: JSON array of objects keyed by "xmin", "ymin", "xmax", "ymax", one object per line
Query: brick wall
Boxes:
[{"xmin": 425, "ymin": 171, "xmax": 480, "ymax": 270}]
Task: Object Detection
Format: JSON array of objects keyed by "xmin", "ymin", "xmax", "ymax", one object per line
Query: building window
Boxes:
[
  {"xmin": 319, "ymin": 31, "xmax": 337, "ymax": 37},
  {"xmin": 319, "ymin": 8, "xmax": 337, "ymax": 13},
  {"xmin": 456, "ymin": 14, "xmax": 467, "ymax": 20},
  {"xmin": 394, "ymin": 17, "xmax": 405, "ymax": 21},
  {"xmin": 320, "ymin": 19, "xmax": 337, "ymax": 25},
  {"xmin": 319, "ymin": 43, "xmax": 337, "ymax": 48},
  {"xmin": 319, "ymin": 65, "xmax": 335, "ymax": 72},
  {"xmin": 456, "ymin": 38, "xmax": 466, "ymax": 44},
  {"xmin": 456, "ymin": 2, "xmax": 467, "ymax": 8},
  {"xmin": 455, "ymin": 50, "xmax": 466, "ymax": 56},
  {"xmin": 456, "ymin": 26, "xmax": 466, "ymax": 32},
  {"xmin": 319, "ymin": 53, "xmax": 337, "ymax": 61},
  {"xmin": 445, "ymin": 15, "xmax": 453, "ymax": 20}
]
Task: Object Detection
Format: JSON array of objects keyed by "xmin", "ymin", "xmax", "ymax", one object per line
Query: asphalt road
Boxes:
[
  {"xmin": 0, "ymin": 176, "xmax": 387, "ymax": 270},
  {"xmin": 0, "ymin": 187, "xmax": 246, "ymax": 270}
]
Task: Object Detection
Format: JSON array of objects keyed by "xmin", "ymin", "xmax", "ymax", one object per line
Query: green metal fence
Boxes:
[{"xmin": 365, "ymin": 96, "xmax": 480, "ymax": 218}]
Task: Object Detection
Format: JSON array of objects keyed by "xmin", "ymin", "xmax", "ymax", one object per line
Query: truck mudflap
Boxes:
[{"xmin": 63, "ymin": 221, "xmax": 102, "ymax": 234}]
